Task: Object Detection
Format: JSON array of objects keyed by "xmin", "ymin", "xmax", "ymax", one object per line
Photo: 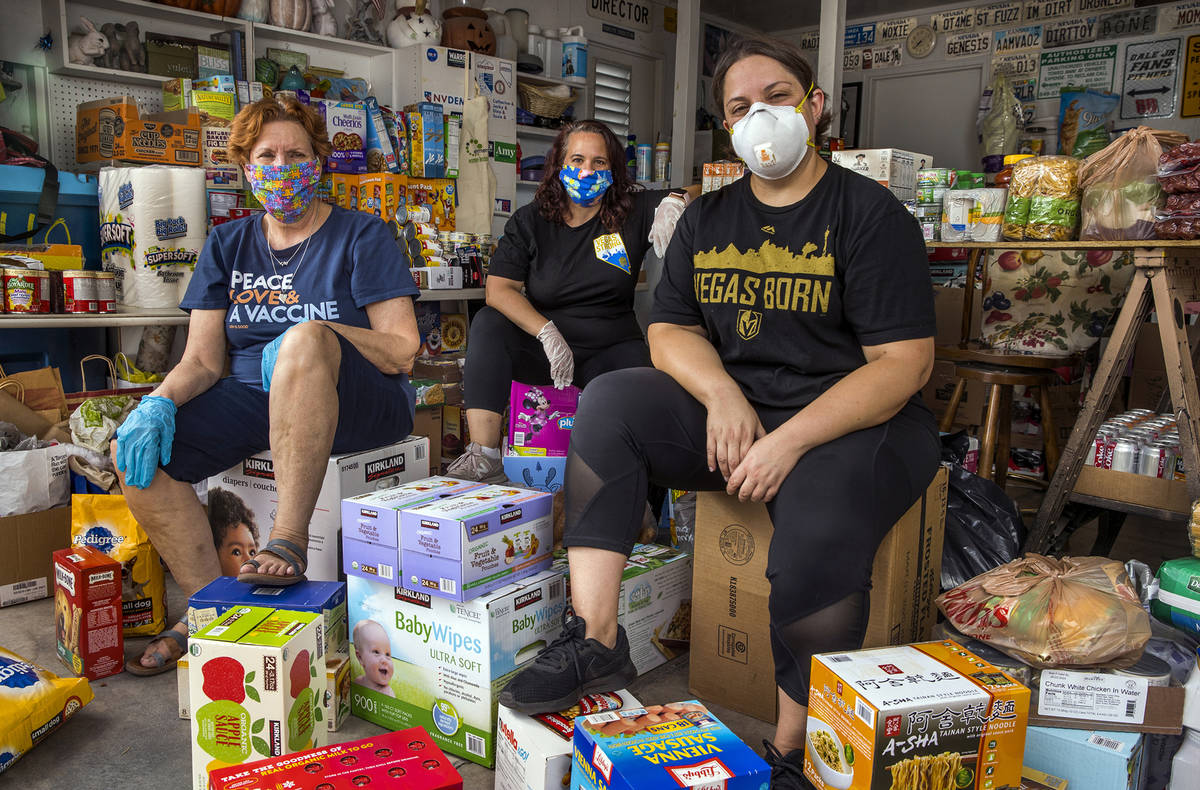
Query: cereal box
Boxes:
[
  {"xmin": 364, "ymin": 96, "xmax": 400, "ymax": 174},
  {"xmin": 508, "ymin": 382, "xmax": 579, "ymax": 457},
  {"xmin": 399, "ymin": 485, "xmax": 553, "ymax": 602},
  {"xmin": 52, "ymin": 545, "xmax": 123, "ymax": 680},
  {"xmin": 341, "ymin": 476, "xmax": 486, "ymax": 584},
  {"xmin": 405, "ymin": 102, "xmax": 446, "ymax": 178},
  {"xmin": 330, "ymin": 173, "xmax": 360, "ymax": 210},
  {"xmin": 407, "ymin": 177, "xmax": 455, "ymax": 232},
  {"xmin": 209, "ymin": 726, "xmax": 462, "ymax": 790},
  {"xmin": 382, "ymin": 106, "xmax": 410, "ymax": 175},
  {"xmin": 347, "ymin": 569, "xmax": 566, "ymax": 767},
  {"xmin": 357, "ymin": 173, "xmax": 405, "ymax": 221},
  {"xmin": 188, "ymin": 606, "xmax": 327, "ymax": 790},
  {"xmin": 570, "ymin": 701, "xmax": 770, "ymax": 790},
  {"xmin": 805, "ymin": 640, "xmax": 1030, "ymax": 790},
  {"xmin": 319, "ymin": 100, "xmax": 367, "ymax": 174}
]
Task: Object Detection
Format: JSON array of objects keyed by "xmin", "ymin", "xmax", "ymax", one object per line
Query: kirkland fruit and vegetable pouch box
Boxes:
[{"xmin": 804, "ymin": 640, "xmax": 1029, "ymax": 790}]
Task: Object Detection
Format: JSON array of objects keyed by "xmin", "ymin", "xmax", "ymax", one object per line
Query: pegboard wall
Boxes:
[{"xmin": 49, "ymin": 74, "xmax": 163, "ymax": 169}]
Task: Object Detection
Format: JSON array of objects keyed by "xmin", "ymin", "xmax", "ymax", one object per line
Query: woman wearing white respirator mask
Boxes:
[{"xmin": 498, "ymin": 35, "xmax": 938, "ymax": 788}]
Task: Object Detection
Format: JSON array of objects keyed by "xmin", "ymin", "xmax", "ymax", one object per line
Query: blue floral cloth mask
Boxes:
[
  {"xmin": 559, "ymin": 166, "xmax": 613, "ymax": 206},
  {"xmin": 243, "ymin": 159, "xmax": 323, "ymax": 224}
]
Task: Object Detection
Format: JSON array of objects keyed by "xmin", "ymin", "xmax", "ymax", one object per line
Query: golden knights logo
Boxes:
[{"xmin": 737, "ymin": 309, "xmax": 762, "ymax": 340}]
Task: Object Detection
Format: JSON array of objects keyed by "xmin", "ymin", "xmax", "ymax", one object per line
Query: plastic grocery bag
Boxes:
[
  {"xmin": 0, "ymin": 645, "xmax": 93, "ymax": 774},
  {"xmin": 940, "ymin": 462, "xmax": 1025, "ymax": 590},
  {"xmin": 67, "ymin": 395, "xmax": 134, "ymax": 454},
  {"xmin": 1078, "ymin": 126, "xmax": 1166, "ymax": 240},
  {"xmin": 937, "ymin": 554, "xmax": 1151, "ymax": 669}
]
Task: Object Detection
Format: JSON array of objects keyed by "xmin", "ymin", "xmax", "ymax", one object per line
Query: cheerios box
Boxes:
[
  {"xmin": 570, "ymin": 701, "xmax": 770, "ymax": 790},
  {"xmin": 319, "ymin": 100, "xmax": 367, "ymax": 174},
  {"xmin": 188, "ymin": 606, "xmax": 327, "ymax": 790},
  {"xmin": 804, "ymin": 640, "xmax": 1029, "ymax": 790},
  {"xmin": 399, "ymin": 485, "xmax": 553, "ymax": 601}
]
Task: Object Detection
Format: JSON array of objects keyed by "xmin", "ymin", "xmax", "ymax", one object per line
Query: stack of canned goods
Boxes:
[
  {"xmin": 2, "ymin": 266, "xmax": 115, "ymax": 314},
  {"xmin": 916, "ymin": 168, "xmax": 955, "ymax": 242},
  {"xmin": 1086, "ymin": 409, "xmax": 1185, "ymax": 480}
]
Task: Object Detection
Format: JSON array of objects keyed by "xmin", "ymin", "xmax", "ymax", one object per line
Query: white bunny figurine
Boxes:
[
  {"xmin": 68, "ymin": 16, "xmax": 109, "ymax": 66},
  {"xmin": 312, "ymin": 0, "xmax": 337, "ymax": 37}
]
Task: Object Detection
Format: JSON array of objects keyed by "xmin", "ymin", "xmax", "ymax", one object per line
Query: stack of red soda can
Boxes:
[{"xmin": 1087, "ymin": 409, "xmax": 1184, "ymax": 479}]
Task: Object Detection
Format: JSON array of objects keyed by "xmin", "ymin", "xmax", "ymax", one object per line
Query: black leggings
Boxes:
[
  {"xmin": 463, "ymin": 306, "xmax": 652, "ymax": 413},
  {"xmin": 563, "ymin": 368, "xmax": 940, "ymax": 703}
]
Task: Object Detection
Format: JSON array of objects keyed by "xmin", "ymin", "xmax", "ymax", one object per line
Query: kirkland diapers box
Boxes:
[
  {"xmin": 552, "ymin": 543, "xmax": 691, "ymax": 676},
  {"xmin": 508, "ymin": 382, "xmax": 579, "ymax": 457},
  {"xmin": 400, "ymin": 484, "xmax": 553, "ymax": 601},
  {"xmin": 347, "ymin": 569, "xmax": 566, "ymax": 767},
  {"xmin": 570, "ymin": 701, "xmax": 770, "ymax": 790},
  {"xmin": 341, "ymin": 476, "xmax": 485, "ymax": 585},
  {"xmin": 831, "ymin": 148, "xmax": 933, "ymax": 201},
  {"xmin": 206, "ymin": 437, "xmax": 429, "ymax": 583},
  {"xmin": 495, "ymin": 691, "xmax": 641, "ymax": 790}
]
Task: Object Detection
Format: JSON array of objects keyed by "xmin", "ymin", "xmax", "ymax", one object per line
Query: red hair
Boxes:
[
  {"xmin": 535, "ymin": 120, "xmax": 636, "ymax": 233},
  {"xmin": 226, "ymin": 94, "xmax": 332, "ymax": 167}
]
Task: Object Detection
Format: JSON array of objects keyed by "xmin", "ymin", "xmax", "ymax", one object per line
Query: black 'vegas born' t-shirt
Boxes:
[
  {"xmin": 651, "ymin": 165, "xmax": 935, "ymax": 409},
  {"xmin": 488, "ymin": 189, "xmax": 670, "ymax": 350}
]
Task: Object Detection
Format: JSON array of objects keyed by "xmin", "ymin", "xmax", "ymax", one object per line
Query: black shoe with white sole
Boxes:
[
  {"xmin": 498, "ymin": 612, "xmax": 637, "ymax": 715},
  {"xmin": 764, "ymin": 741, "xmax": 814, "ymax": 790}
]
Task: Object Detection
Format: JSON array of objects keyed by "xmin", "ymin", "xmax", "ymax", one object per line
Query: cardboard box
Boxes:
[
  {"xmin": 75, "ymin": 97, "xmax": 202, "ymax": 166},
  {"xmin": 831, "ymin": 148, "xmax": 933, "ymax": 201},
  {"xmin": 407, "ymin": 177, "xmax": 456, "ymax": 232},
  {"xmin": 1023, "ymin": 727, "xmax": 1144, "ymax": 790},
  {"xmin": 570, "ymin": 701, "xmax": 770, "ymax": 790},
  {"xmin": 508, "ymin": 382, "xmax": 579, "ymax": 457},
  {"xmin": 412, "ymin": 355, "xmax": 463, "ymax": 384},
  {"xmin": 1073, "ymin": 465, "xmax": 1190, "ymax": 514},
  {"xmin": 933, "ymin": 285, "xmax": 982, "ymax": 346},
  {"xmin": 330, "ymin": 173, "xmax": 360, "ymax": 210},
  {"xmin": 52, "ymin": 545, "xmax": 123, "ymax": 680},
  {"xmin": 804, "ymin": 640, "xmax": 1030, "ymax": 790},
  {"xmin": 364, "ymin": 96, "xmax": 400, "ymax": 174},
  {"xmin": 206, "ymin": 437, "xmax": 430, "ymax": 583},
  {"xmin": 495, "ymin": 691, "xmax": 641, "ymax": 790},
  {"xmin": 410, "ymin": 266, "xmax": 464, "ymax": 290},
  {"xmin": 209, "ymin": 725, "xmax": 462, "ymax": 790},
  {"xmin": 341, "ymin": 477, "xmax": 485, "ymax": 584},
  {"xmin": 553, "ymin": 543, "xmax": 692, "ymax": 676},
  {"xmin": 405, "ymin": 102, "xmax": 446, "ymax": 179},
  {"xmin": 442, "ymin": 314, "xmax": 467, "ymax": 353},
  {"xmin": 0, "ymin": 505, "xmax": 71, "ymax": 607},
  {"xmin": 413, "ymin": 408, "xmax": 444, "ymax": 472},
  {"xmin": 690, "ymin": 465, "xmax": 948, "ymax": 723},
  {"xmin": 922, "ymin": 360, "xmax": 987, "ymax": 426},
  {"xmin": 347, "ymin": 569, "xmax": 566, "ymax": 767},
  {"xmin": 503, "ymin": 455, "xmax": 565, "ymax": 493},
  {"xmin": 1021, "ymin": 767, "xmax": 1069, "ymax": 790},
  {"xmin": 396, "ymin": 46, "xmax": 470, "ymax": 114},
  {"xmin": 319, "ymin": 100, "xmax": 368, "ymax": 174},
  {"xmin": 189, "ymin": 606, "xmax": 327, "ymax": 790},
  {"xmin": 1129, "ymin": 321, "xmax": 1168, "ymax": 411},
  {"xmin": 1029, "ymin": 673, "xmax": 1185, "ymax": 734},
  {"xmin": 356, "ymin": 172, "xmax": 404, "ymax": 220},
  {"xmin": 441, "ymin": 405, "xmax": 465, "ymax": 463},
  {"xmin": 400, "ymin": 485, "xmax": 553, "ymax": 601}
]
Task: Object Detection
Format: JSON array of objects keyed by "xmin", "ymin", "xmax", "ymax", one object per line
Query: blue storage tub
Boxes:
[{"xmin": 0, "ymin": 165, "xmax": 101, "ymax": 270}]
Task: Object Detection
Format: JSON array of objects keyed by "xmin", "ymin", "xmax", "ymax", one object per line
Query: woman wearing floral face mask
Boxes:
[
  {"xmin": 112, "ymin": 96, "xmax": 421, "ymax": 674},
  {"xmin": 446, "ymin": 119, "xmax": 698, "ymax": 483},
  {"xmin": 498, "ymin": 35, "xmax": 939, "ymax": 788}
]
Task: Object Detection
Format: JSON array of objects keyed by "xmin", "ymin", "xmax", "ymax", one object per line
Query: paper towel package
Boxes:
[{"xmin": 99, "ymin": 166, "xmax": 207, "ymax": 308}]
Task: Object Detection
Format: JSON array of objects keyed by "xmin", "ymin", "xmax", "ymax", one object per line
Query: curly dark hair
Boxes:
[
  {"xmin": 535, "ymin": 119, "xmax": 637, "ymax": 234},
  {"xmin": 207, "ymin": 488, "xmax": 260, "ymax": 550}
]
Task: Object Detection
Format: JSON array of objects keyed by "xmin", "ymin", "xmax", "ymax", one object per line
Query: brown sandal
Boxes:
[{"xmin": 124, "ymin": 627, "xmax": 187, "ymax": 677}]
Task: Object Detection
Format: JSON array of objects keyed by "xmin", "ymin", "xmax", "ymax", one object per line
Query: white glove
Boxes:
[
  {"xmin": 537, "ymin": 321, "xmax": 575, "ymax": 389},
  {"xmin": 648, "ymin": 193, "xmax": 689, "ymax": 259}
]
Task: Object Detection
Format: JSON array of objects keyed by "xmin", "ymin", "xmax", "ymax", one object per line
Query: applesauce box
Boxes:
[
  {"xmin": 804, "ymin": 640, "xmax": 1030, "ymax": 790},
  {"xmin": 188, "ymin": 606, "xmax": 327, "ymax": 790},
  {"xmin": 399, "ymin": 484, "xmax": 553, "ymax": 602}
]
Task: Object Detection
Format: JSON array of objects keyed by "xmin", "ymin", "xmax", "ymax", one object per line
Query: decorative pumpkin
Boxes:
[
  {"xmin": 387, "ymin": 0, "xmax": 441, "ymax": 49},
  {"xmin": 197, "ymin": 0, "xmax": 241, "ymax": 15},
  {"xmin": 269, "ymin": 0, "xmax": 311, "ymax": 31},
  {"xmin": 254, "ymin": 57, "xmax": 280, "ymax": 87},
  {"xmin": 441, "ymin": 7, "xmax": 494, "ymax": 54},
  {"xmin": 237, "ymin": 0, "xmax": 269, "ymax": 23},
  {"xmin": 159, "ymin": 0, "xmax": 200, "ymax": 10}
]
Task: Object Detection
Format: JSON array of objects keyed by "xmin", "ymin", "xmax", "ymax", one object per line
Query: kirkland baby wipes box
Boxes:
[
  {"xmin": 495, "ymin": 691, "xmax": 640, "ymax": 790},
  {"xmin": 206, "ymin": 437, "xmax": 429, "ymax": 583},
  {"xmin": 341, "ymin": 476, "xmax": 485, "ymax": 585},
  {"xmin": 347, "ymin": 569, "xmax": 566, "ymax": 767},
  {"xmin": 188, "ymin": 606, "xmax": 327, "ymax": 790},
  {"xmin": 552, "ymin": 543, "xmax": 691, "ymax": 676},
  {"xmin": 804, "ymin": 640, "xmax": 1030, "ymax": 790},
  {"xmin": 569, "ymin": 701, "xmax": 770, "ymax": 790},
  {"xmin": 400, "ymin": 485, "xmax": 553, "ymax": 602}
]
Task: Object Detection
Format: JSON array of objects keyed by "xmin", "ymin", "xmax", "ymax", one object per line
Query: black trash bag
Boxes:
[
  {"xmin": 940, "ymin": 430, "xmax": 972, "ymax": 466},
  {"xmin": 941, "ymin": 462, "xmax": 1026, "ymax": 590}
]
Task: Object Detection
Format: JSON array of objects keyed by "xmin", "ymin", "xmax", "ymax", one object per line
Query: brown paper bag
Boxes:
[{"xmin": 0, "ymin": 364, "xmax": 68, "ymax": 422}]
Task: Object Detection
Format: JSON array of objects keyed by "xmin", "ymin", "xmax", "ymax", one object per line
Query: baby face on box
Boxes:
[{"xmin": 352, "ymin": 619, "xmax": 395, "ymax": 697}]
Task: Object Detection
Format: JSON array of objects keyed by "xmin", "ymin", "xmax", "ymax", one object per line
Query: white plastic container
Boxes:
[
  {"xmin": 527, "ymin": 24, "xmax": 545, "ymax": 66},
  {"xmin": 1185, "ymin": 648, "xmax": 1200, "ymax": 731},
  {"xmin": 1168, "ymin": 728, "xmax": 1200, "ymax": 789},
  {"xmin": 544, "ymin": 28, "xmax": 561, "ymax": 82},
  {"xmin": 561, "ymin": 25, "xmax": 587, "ymax": 83}
]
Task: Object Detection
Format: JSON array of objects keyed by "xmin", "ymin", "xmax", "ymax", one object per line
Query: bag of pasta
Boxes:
[
  {"xmin": 1028, "ymin": 156, "xmax": 1081, "ymax": 240},
  {"xmin": 1078, "ymin": 127, "xmax": 1168, "ymax": 241},
  {"xmin": 936, "ymin": 553, "xmax": 1150, "ymax": 669}
]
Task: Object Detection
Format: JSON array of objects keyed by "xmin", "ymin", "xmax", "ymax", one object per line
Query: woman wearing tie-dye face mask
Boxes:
[{"xmin": 113, "ymin": 95, "xmax": 422, "ymax": 675}]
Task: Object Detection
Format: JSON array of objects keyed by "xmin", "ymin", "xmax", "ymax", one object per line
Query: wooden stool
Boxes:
[{"xmin": 939, "ymin": 364, "xmax": 1063, "ymax": 489}]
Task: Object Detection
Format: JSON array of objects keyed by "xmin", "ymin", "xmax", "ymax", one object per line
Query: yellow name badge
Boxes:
[{"xmin": 594, "ymin": 233, "xmax": 631, "ymax": 274}]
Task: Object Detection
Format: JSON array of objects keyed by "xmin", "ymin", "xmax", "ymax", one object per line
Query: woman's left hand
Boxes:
[
  {"xmin": 725, "ymin": 429, "xmax": 805, "ymax": 503},
  {"xmin": 648, "ymin": 193, "xmax": 688, "ymax": 258}
]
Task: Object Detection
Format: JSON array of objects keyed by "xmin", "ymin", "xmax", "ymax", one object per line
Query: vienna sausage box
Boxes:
[
  {"xmin": 399, "ymin": 485, "xmax": 553, "ymax": 602},
  {"xmin": 347, "ymin": 569, "xmax": 565, "ymax": 767},
  {"xmin": 507, "ymin": 382, "xmax": 579, "ymax": 457},
  {"xmin": 570, "ymin": 701, "xmax": 770, "ymax": 790},
  {"xmin": 52, "ymin": 545, "xmax": 123, "ymax": 680},
  {"xmin": 341, "ymin": 477, "xmax": 485, "ymax": 585},
  {"xmin": 188, "ymin": 606, "xmax": 327, "ymax": 790},
  {"xmin": 804, "ymin": 640, "xmax": 1030, "ymax": 790}
]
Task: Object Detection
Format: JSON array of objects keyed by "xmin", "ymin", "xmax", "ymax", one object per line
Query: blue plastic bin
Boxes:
[{"xmin": 0, "ymin": 165, "xmax": 101, "ymax": 269}]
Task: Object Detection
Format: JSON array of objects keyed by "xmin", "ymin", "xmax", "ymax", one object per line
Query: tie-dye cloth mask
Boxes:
[
  {"xmin": 244, "ymin": 159, "xmax": 323, "ymax": 224},
  {"xmin": 559, "ymin": 166, "xmax": 613, "ymax": 207}
]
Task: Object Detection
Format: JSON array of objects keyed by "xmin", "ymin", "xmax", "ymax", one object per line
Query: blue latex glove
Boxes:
[
  {"xmin": 114, "ymin": 395, "xmax": 177, "ymax": 489},
  {"xmin": 261, "ymin": 321, "xmax": 307, "ymax": 392}
]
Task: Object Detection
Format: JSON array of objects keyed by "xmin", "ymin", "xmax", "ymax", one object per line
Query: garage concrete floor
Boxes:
[{"xmin": 0, "ymin": 575, "xmax": 776, "ymax": 789}]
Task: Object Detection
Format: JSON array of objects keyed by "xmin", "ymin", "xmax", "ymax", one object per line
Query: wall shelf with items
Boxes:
[
  {"xmin": 516, "ymin": 124, "xmax": 563, "ymax": 140},
  {"xmin": 250, "ymin": 23, "xmax": 395, "ymax": 104}
]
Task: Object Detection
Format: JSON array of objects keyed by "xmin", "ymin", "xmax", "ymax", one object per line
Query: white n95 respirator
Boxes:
[{"xmin": 730, "ymin": 102, "xmax": 812, "ymax": 180}]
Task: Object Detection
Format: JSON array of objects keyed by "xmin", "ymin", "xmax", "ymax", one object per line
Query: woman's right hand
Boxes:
[
  {"xmin": 114, "ymin": 395, "xmax": 177, "ymax": 489},
  {"xmin": 705, "ymin": 390, "xmax": 763, "ymax": 479}
]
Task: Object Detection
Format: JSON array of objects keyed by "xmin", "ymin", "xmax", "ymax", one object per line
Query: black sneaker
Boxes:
[
  {"xmin": 763, "ymin": 741, "xmax": 813, "ymax": 790},
  {"xmin": 498, "ymin": 612, "xmax": 637, "ymax": 714}
]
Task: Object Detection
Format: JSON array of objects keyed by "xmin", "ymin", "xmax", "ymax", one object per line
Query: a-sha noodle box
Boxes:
[{"xmin": 805, "ymin": 641, "xmax": 1029, "ymax": 790}]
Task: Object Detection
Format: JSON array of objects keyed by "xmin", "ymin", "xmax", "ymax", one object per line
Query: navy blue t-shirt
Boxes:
[{"xmin": 181, "ymin": 206, "xmax": 420, "ymax": 387}]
